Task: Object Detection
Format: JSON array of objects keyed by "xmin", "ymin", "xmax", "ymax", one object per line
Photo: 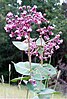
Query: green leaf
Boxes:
[
  {"xmin": 12, "ymin": 41, "xmax": 28, "ymax": 51},
  {"xmin": 34, "ymin": 81, "xmax": 45, "ymax": 92},
  {"xmin": 13, "ymin": 62, "xmax": 57, "ymax": 80},
  {"xmin": 32, "ymin": 66, "xmax": 50, "ymax": 80},
  {"xmin": 13, "ymin": 62, "xmax": 41, "ymax": 76},
  {"xmin": 11, "ymin": 76, "xmax": 30, "ymax": 83},
  {"xmin": 32, "ymin": 63, "xmax": 57, "ymax": 80},
  {"xmin": 38, "ymin": 88, "xmax": 56, "ymax": 95},
  {"xmin": 36, "ymin": 38, "xmax": 45, "ymax": 46},
  {"xmin": 38, "ymin": 88, "xmax": 56, "ymax": 99},
  {"xmin": 13, "ymin": 62, "xmax": 30, "ymax": 75},
  {"xmin": 33, "ymin": 96, "xmax": 39, "ymax": 99},
  {"xmin": 43, "ymin": 63, "xmax": 57, "ymax": 76}
]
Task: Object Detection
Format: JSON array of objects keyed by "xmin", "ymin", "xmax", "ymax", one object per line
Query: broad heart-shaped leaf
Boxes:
[
  {"xmin": 38, "ymin": 88, "xmax": 56, "ymax": 95},
  {"xmin": 43, "ymin": 63, "xmax": 57, "ymax": 76},
  {"xmin": 12, "ymin": 41, "xmax": 28, "ymax": 51},
  {"xmin": 13, "ymin": 61, "xmax": 50, "ymax": 80},
  {"xmin": 38, "ymin": 88, "xmax": 56, "ymax": 99},
  {"xmin": 32, "ymin": 66, "xmax": 50, "ymax": 80},
  {"xmin": 32, "ymin": 63, "xmax": 57, "ymax": 80},
  {"xmin": 13, "ymin": 62, "xmax": 30, "ymax": 75},
  {"xmin": 13, "ymin": 62, "xmax": 41, "ymax": 76},
  {"xmin": 36, "ymin": 38, "xmax": 45, "ymax": 46},
  {"xmin": 11, "ymin": 76, "xmax": 30, "ymax": 83},
  {"xmin": 13, "ymin": 62, "xmax": 57, "ymax": 80}
]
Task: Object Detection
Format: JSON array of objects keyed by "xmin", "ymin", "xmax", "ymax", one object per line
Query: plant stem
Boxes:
[
  {"xmin": 26, "ymin": 33, "xmax": 31, "ymax": 99},
  {"xmin": 49, "ymin": 56, "xmax": 51, "ymax": 64},
  {"xmin": 40, "ymin": 35, "xmax": 43, "ymax": 66},
  {"xmin": 9, "ymin": 64, "xmax": 11, "ymax": 85},
  {"xmin": 41, "ymin": 53, "xmax": 43, "ymax": 65},
  {"xmin": 28, "ymin": 33, "xmax": 31, "ymax": 76},
  {"xmin": 26, "ymin": 88, "xmax": 29, "ymax": 99}
]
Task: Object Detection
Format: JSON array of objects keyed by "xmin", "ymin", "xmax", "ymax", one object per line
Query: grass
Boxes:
[
  {"xmin": 0, "ymin": 83, "xmax": 67, "ymax": 99},
  {"xmin": 0, "ymin": 83, "xmax": 33, "ymax": 99}
]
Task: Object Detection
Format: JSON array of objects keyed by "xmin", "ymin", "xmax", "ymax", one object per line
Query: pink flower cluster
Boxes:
[
  {"xmin": 4, "ymin": 5, "xmax": 48, "ymax": 40},
  {"xmin": 4, "ymin": 5, "xmax": 63, "ymax": 60},
  {"xmin": 37, "ymin": 26, "xmax": 54, "ymax": 40},
  {"xmin": 43, "ymin": 34, "xmax": 63, "ymax": 60},
  {"xmin": 24, "ymin": 34, "xmax": 63, "ymax": 60}
]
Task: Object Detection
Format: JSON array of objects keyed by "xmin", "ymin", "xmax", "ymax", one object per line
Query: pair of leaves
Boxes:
[
  {"xmin": 12, "ymin": 62, "xmax": 57, "ymax": 81},
  {"xmin": 13, "ymin": 37, "xmax": 45, "ymax": 52}
]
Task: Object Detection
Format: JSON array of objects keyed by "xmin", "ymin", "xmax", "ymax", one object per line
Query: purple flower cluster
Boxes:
[
  {"xmin": 43, "ymin": 34, "xmax": 63, "ymax": 60},
  {"xmin": 4, "ymin": 5, "xmax": 48, "ymax": 40},
  {"xmin": 37, "ymin": 26, "xmax": 54, "ymax": 40},
  {"xmin": 4, "ymin": 5, "xmax": 63, "ymax": 60}
]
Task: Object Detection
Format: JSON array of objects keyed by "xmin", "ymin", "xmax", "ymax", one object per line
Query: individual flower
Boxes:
[
  {"xmin": 19, "ymin": 6, "xmax": 22, "ymax": 11},
  {"xmin": 30, "ymin": 5, "xmax": 37, "ymax": 13},
  {"xmin": 7, "ymin": 12, "xmax": 13, "ymax": 18}
]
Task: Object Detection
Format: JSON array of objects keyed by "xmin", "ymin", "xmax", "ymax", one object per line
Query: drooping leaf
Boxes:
[
  {"xmin": 13, "ymin": 62, "xmax": 30, "ymax": 75},
  {"xmin": 13, "ymin": 62, "xmax": 41, "ymax": 76},
  {"xmin": 12, "ymin": 41, "xmax": 28, "ymax": 51},
  {"xmin": 38, "ymin": 88, "xmax": 56, "ymax": 99},
  {"xmin": 11, "ymin": 76, "xmax": 30, "ymax": 82},
  {"xmin": 38, "ymin": 88, "xmax": 56, "ymax": 95}
]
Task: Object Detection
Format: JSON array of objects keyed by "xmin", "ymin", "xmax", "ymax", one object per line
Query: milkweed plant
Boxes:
[{"xmin": 4, "ymin": 5, "xmax": 63, "ymax": 99}]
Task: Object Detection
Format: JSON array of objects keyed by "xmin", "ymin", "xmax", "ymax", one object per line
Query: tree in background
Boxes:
[{"xmin": 0, "ymin": 0, "xmax": 22, "ymax": 82}]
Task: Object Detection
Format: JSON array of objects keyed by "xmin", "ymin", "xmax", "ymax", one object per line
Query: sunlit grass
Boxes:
[
  {"xmin": 0, "ymin": 83, "xmax": 66, "ymax": 99},
  {"xmin": 0, "ymin": 83, "xmax": 33, "ymax": 99}
]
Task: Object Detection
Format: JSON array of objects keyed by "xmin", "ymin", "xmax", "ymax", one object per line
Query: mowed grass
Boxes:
[
  {"xmin": 0, "ymin": 83, "xmax": 33, "ymax": 99},
  {"xmin": 0, "ymin": 83, "xmax": 67, "ymax": 99}
]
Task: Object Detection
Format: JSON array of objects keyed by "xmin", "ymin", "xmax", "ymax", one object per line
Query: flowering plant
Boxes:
[{"xmin": 5, "ymin": 5, "xmax": 63, "ymax": 99}]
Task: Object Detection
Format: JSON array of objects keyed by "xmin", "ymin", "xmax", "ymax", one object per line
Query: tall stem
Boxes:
[
  {"xmin": 49, "ymin": 56, "xmax": 51, "ymax": 64},
  {"xmin": 26, "ymin": 33, "xmax": 31, "ymax": 99},
  {"xmin": 28, "ymin": 33, "xmax": 31, "ymax": 76},
  {"xmin": 38, "ymin": 24, "xmax": 43, "ymax": 66},
  {"xmin": 40, "ymin": 35, "xmax": 43, "ymax": 66}
]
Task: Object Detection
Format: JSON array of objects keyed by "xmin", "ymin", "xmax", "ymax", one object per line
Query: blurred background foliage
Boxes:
[{"xmin": 0, "ymin": 0, "xmax": 67, "ymax": 82}]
